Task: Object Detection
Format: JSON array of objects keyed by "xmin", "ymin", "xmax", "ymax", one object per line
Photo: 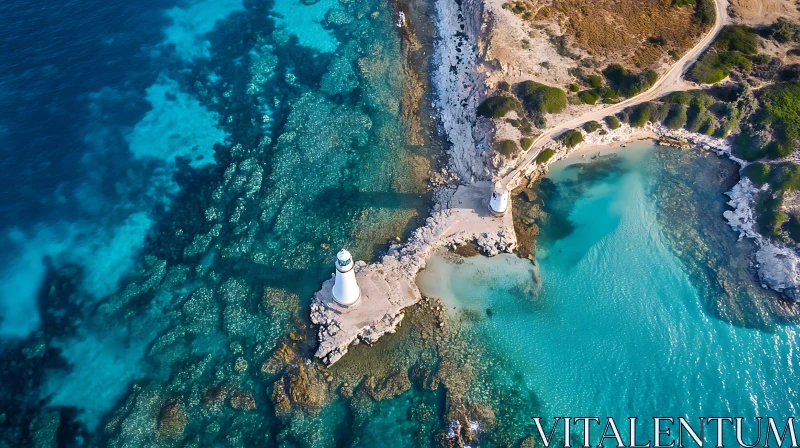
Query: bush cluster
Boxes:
[
  {"xmin": 562, "ymin": 129, "xmax": 584, "ymax": 147},
  {"xmin": 756, "ymin": 81, "xmax": 800, "ymax": 159},
  {"xmin": 629, "ymin": 102, "xmax": 654, "ymax": 127},
  {"xmin": 743, "ymin": 162, "xmax": 771, "ymax": 186},
  {"xmin": 536, "ymin": 148, "xmax": 556, "ymax": 164},
  {"xmin": 516, "ymin": 81, "xmax": 568, "ymax": 114},
  {"xmin": 714, "ymin": 26, "xmax": 759, "ymax": 55},
  {"xmin": 664, "ymin": 104, "xmax": 688, "ymax": 130},
  {"xmin": 602, "ymin": 64, "xmax": 658, "ymax": 97},
  {"xmin": 605, "ymin": 115, "xmax": 621, "ymax": 130},
  {"xmin": 767, "ymin": 18, "xmax": 800, "ymax": 43},
  {"xmin": 583, "ymin": 121, "xmax": 602, "ymax": 133},
  {"xmin": 695, "ymin": 0, "xmax": 715, "ymax": 25},
  {"xmin": 689, "ymin": 51, "xmax": 753, "ymax": 84},
  {"xmin": 477, "ymin": 96, "xmax": 523, "ymax": 118},
  {"xmin": 520, "ymin": 137, "xmax": 534, "ymax": 151},
  {"xmin": 578, "ymin": 90, "xmax": 600, "ymax": 105},
  {"xmin": 495, "ymin": 139, "xmax": 520, "ymax": 157}
]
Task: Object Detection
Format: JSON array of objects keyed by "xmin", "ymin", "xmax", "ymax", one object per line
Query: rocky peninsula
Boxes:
[{"xmin": 311, "ymin": 0, "xmax": 800, "ymax": 366}]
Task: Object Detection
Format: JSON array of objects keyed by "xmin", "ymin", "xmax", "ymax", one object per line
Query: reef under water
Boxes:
[{"xmin": 0, "ymin": 0, "xmax": 447, "ymax": 445}]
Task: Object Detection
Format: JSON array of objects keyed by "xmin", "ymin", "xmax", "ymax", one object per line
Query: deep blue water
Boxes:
[{"xmin": 0, "ymin": 0, "xmax": 434, "ymax": 444}]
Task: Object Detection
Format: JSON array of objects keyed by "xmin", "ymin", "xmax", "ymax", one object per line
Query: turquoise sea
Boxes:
[
  {"xmin": 3, "ymin": 0, "xmax": 799, "ymax": 444},
  {"xmin": 418, "ymin": 143, "xmax": 799, "ymax": 444}
]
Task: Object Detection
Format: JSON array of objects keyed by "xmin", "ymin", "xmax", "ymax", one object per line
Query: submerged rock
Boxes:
[
  {"xmin": 30, "ymin": 410, "xmax": 60, "ymax": 448},
  {"xmin": 156, "ymin": 399, "xmax": 187, "ymax": 439},
  {"xmin": 364, "ymin": 368, "xmax": 412, "ymax": 401},
  {"xmin": 229, "ymin": 389, "xmax": 256, "ymax": 411}
]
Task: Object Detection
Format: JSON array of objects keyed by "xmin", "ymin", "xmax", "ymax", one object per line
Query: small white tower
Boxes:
[
  {"xmin": 332, "ymin": 249, "xmax": 360, "ymax": 306},
  {"xmin": 488, "ymin": 181, "xmax": 509, "ymax": 216}
]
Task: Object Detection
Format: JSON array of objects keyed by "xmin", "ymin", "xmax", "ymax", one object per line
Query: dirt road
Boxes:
[{"xmin": 502, "ymin": 0, "xmax": 730, "ymax": 188}]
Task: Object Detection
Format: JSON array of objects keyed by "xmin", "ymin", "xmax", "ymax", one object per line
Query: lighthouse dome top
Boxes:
[{"xmin": 335, "ymin": 249, "xmax": 354, "ymax": 272}]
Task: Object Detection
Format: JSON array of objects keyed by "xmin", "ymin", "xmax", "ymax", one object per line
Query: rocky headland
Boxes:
[{"xmin": 310, "ymin": 0, "xmax": 515, "ymax": 366}]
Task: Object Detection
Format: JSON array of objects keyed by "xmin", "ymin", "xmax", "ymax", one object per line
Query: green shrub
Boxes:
[
  {"xmin": 477, "ymin": 96, "xmax": 523, "ymax": 118},
  {"xmin": 496, "ymin": 139, "xmax": 520, "ymax": 157},
  {"xmin": 686, "ymin": 105, "xmax": 710, "ymax": 132},
  {"xmin": 569, "ymin": 83, "xmax": 580, "ymax": 92},
  {"xmin": 629, "ymin": 102, "xmax": 654, "ymax": 127},
  {"xmin": 600, "ymin": 87, "xmax": 620, "ymax": 100},
  {"xmin": 520, "ymin": 137, "xmax": 534, "ymax": 151},
  {"xmin": 752, "ymin": 53, "xmax": 772, "ymax": 65},
  {"xmin": 651, "ymin": 103, "xmax": 672, "ymax": 122},
  {"xmin": 717, "ymin": 116, "xmax": 740, "ymax": 137},
  {"xmin": 768, "ymin": 17, "xmax": 799, "ymax": 43},
  {"xmin": 756, "ymin": 81, "xmax": 800, "ymax": 159},
  {"xmin": 755, "ymin": 191, "xmax": 784, "ymax": 237},
  {"xmin": 586, "ymin": 74, "xmax": 604, "ymax": 88},
  {"xmin": 605, "ymin": 115, "xmax": 621, "ymax": 129},
  {"xmin": 761, "ymin": 206, "xmax": 789, "ymax": 238},
  {"xmin": 733, "ymin": 131, "xmax": 768, "ymax": 161},
  {"xmin": 700, "ymin": 119, "xmax": 716, "ymax": 135},
  {"xmin": 766, "ymin": 141, "xmax": 794, "ymax": 159},
  {"xmin": 664, "ymin": 104, "xmax": 688, "ymax": 129},
  {"xmin": 689, "ymin": 51, "xmax": 753, "ymax": 84},
  {"xmin": 562, "ymin": 129, "xmax": 584, "ymax": 147},
  {"xmin": 695, "ymin": 0, "xmax": 715, "ymax": 25},
  {"xmin": 663, "ymin": 91, "xmax": 693, "ymax": 105},
  {"xmin": 498, "ymin": 81, "xmax": 511, "ymax": 92},
  {"xmin": 743, "ymin": 162, "xmax": 771, "ymax": 186},
  {"xmin": 516, "ymin": 81, "xmax": 568, "ymax": 114},
  {"xmin": 583, "ymin": 120, "xmax": 602, "ymax": 133},
  {"xmin": 536, "ymin": 148, "xmax": 556, "ymax": 164},
  {"xmin": 602, "ymin": 64, "xmax": 657, "ymax": 97},
  {"xmin": 578, "ymin": 90, "xmax": 600, "ymax": 105},
  {"xmin": 714, "ymin": 25, "xmax": 760, "ymax": 55}
]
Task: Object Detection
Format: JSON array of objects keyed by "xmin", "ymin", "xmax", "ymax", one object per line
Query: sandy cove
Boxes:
[{"xmin": 529, "ymin": 121, "xmax": 800, "ymax": 302}]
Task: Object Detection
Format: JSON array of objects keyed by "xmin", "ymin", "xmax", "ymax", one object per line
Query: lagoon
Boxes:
[{"xmin": 418, "ymin": 143, "xmax": 800, "ymax": 442}]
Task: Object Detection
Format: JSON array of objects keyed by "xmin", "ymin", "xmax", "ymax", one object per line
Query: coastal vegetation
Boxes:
[
  {"xmin": 477, "ymin": 95, "xmax": 523, "ymax": 118},
  {"xmin": 743, "ymin": 162, "xmax": 771, "ymax": 186},
  {"xmin": 496, "ymin": 139, "xmax": 521, "ymax": 157},
  {"xmin": 515, "ymin": 81, "xmax": 568, "ymax": 115},
  {"xmin": 583, "ymin": 121, "xmax": 602, "ymax": 133},
  {"xmin": 603, "ymin": 64, "xmax": 659, "ymax": 97},
  {"xmin": 536, "ymin": 148, "xmax": 556, "ymax": 164},
  {"xmin": 605, "ymin": 115, "xmax": 621, "ymax": 129},
  {"xmin": 688, "ymin": 26, "xmax": 760, "ymax": 84},
  {"xmin": 562, "ymin": 129, "xmax": 584, "ymax": 147},
  {"xmin": 478, "ymin": 81, "xmax": 568, "ymax": 130},
  {"xmin": 629, "ymin": 102, "xmax": 654, "ymax": 127},
  {"xmin": 520, "ymin": 137, "xmax": 534, "ymax": 151},
  {"xmin": 550, "ymin": 0, "xmax": 711, "ymax": 68},
  {"xmin": 578, "ymin": 90, "xmax": 600, "ymax": 105}
]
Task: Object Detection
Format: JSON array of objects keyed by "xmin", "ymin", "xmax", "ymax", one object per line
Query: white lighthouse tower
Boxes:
[
  {"xmin": 488, "ymin": 181, "xmax": 509, "ymax": 216},
  {"xmin": 332, "ymin": 249, "xmax": 360, "ymax": 306}
]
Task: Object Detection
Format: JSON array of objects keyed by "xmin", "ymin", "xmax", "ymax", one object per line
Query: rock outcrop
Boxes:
[
  {"xmin": 311, "ymin": 182, "xmax": 515, "ymax": 365},
  {"xmin": 724, "ymin": 178, "xmax": 800, "ymax": 301}
]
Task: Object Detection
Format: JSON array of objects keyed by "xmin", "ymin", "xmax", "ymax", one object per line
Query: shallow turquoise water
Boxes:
[{"xmin": 418, "ymin": 144, "xmax": 800, "ymax": 440}]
